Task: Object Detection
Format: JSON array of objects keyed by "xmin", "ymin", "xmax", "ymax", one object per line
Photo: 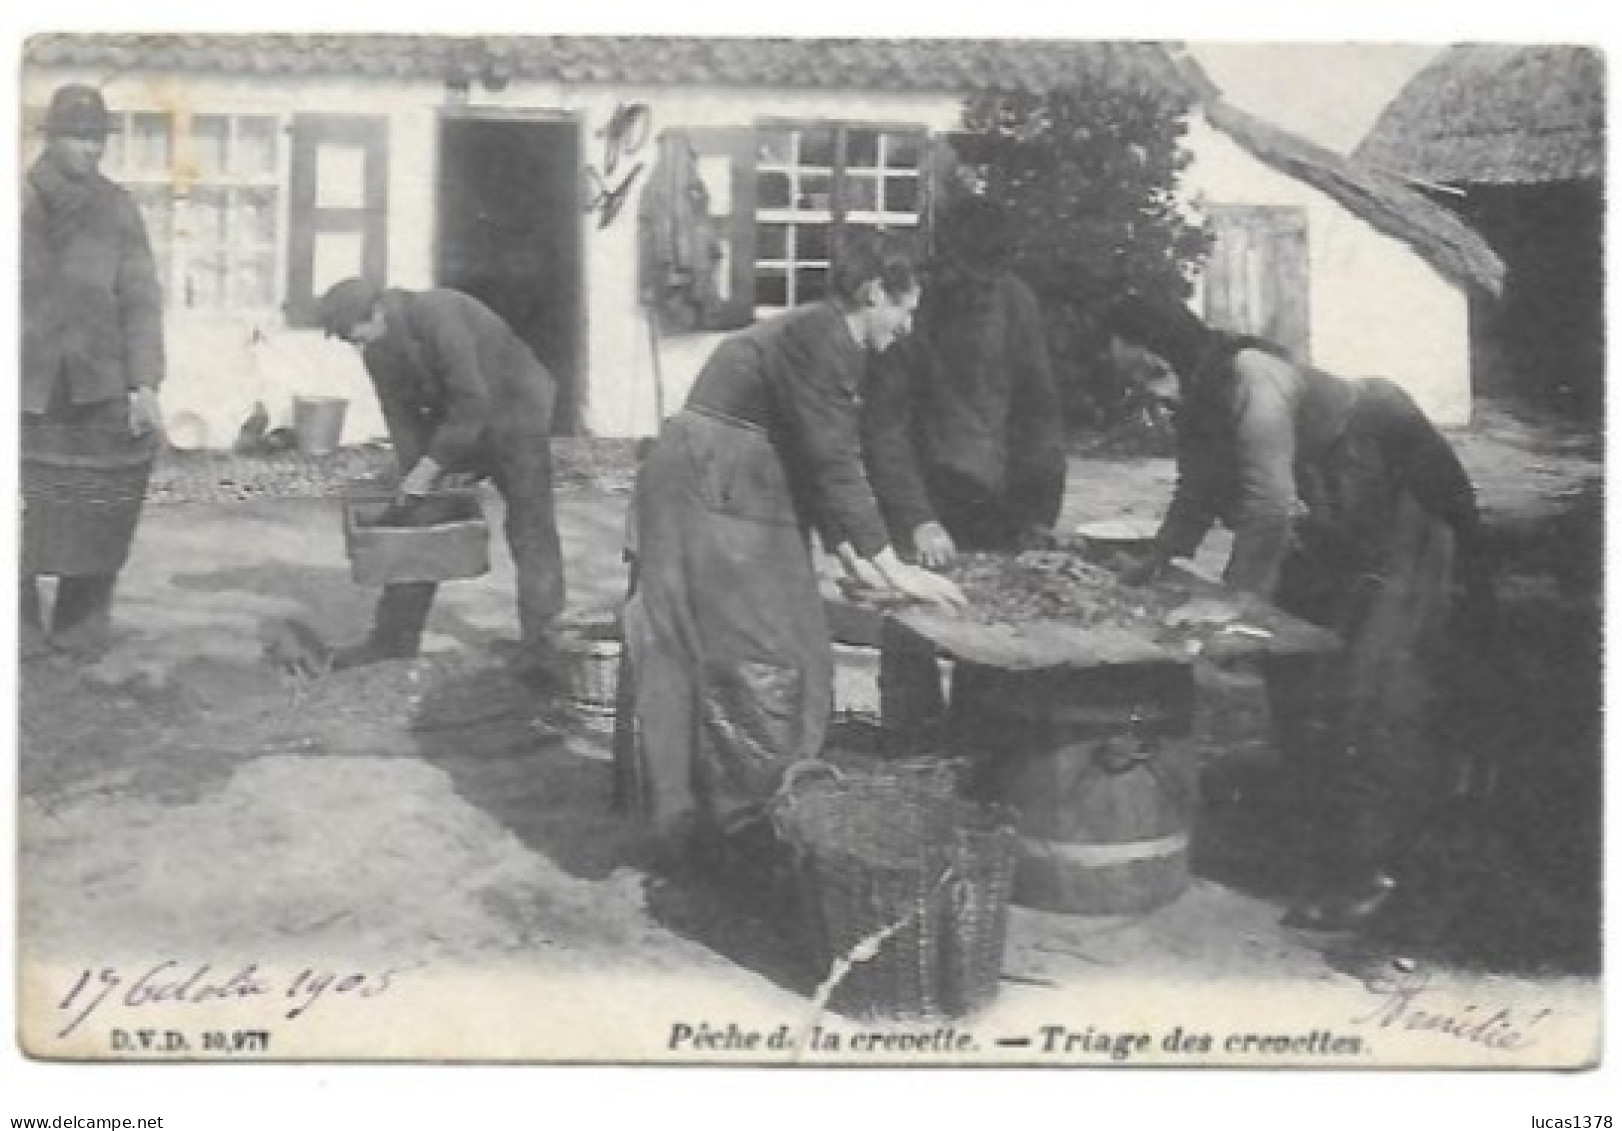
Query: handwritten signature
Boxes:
[
  {"xmin": 56, "ymin": 961, "xmax": 403, "ymax": 1039},
  {"xmin": 1351, "ymin": 963, "xmax": 1552, "ymax": 1051}
]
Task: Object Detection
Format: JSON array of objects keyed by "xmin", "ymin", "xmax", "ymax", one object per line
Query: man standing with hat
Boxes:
[
  {"xmin": 21, "ymin": 83, "xmax": 165, "ymax": 661},
  {"xmin": 861, "ymin": 194, "xmax": 1068, "ymax": 752},
  {"xmin": 319, "ymin": 277, "xmax": 567, "ymax": 681}
]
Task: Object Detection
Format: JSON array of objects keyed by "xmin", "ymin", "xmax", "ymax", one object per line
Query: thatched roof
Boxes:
[
  {"xmin": 1354, "ymin": 45, "xmax": 1604, "ymax": 185},
  {"xmin": 1204, "ymin": 99, "xmax": 1505, "ymax": 297}
]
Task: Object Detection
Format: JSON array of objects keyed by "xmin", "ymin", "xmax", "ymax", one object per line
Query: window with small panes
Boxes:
[{"xmin": 751, "ymin": 122, "xmax": 925, "ymax": 317}]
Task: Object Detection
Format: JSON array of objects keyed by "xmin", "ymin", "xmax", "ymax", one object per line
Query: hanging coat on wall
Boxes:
[{"xmin": 637, "ymin": 132, "xmax": 723, "ymax": 332}]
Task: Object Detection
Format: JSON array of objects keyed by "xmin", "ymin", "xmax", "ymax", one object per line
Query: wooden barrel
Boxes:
[
  {"xmin": 949, "ymin": 660, "xmax": 1197, "ymax": 915},
  {"xmin": 558, "ymin": 621, "xmax": 623, "ymax": 721}
]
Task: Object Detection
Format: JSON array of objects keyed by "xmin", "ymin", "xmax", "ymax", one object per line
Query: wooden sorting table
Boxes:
[
  {"xmin": 822, "ymin": 559, "xmax": 1343, "ymax": 916},
  {"xmin": 824, "ymin": 563, "xmax": 1341, "ymax": 670}
]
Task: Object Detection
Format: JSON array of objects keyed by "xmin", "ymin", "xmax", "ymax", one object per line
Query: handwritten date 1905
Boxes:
[{"xmin": 57, "ymin": 961, "xmax": 399, "ymax": 1040}]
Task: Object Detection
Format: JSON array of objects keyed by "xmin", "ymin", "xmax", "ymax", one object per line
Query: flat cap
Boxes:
[{"xmin": 318, "ymin": 277, "xmax": 383, "ymax": 339}]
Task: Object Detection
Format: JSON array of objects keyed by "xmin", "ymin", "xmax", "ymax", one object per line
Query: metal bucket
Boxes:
[
  {"xmin": 291, "ymin": 396, "xmax": 348, "ymax": 455},
  {"xmin": 950, "ymin": 660, "xmax": 1198, "ymax": 915},
  {"xmin": 563, "ymin": 637, "xmax": 622, "ymax": 719}
]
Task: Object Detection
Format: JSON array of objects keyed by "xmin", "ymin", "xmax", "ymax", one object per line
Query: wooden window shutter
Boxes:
[
  {"xmin": 1204, "ymin": 204, "xmax": 1311, "ymax": 360},
  {"xmin": 286, "ymin": 115, "xmax": 389, "ymax": 327},
  {"xmin": 680, "ymin": 127, "xmax": 757, "ymax": 330}
]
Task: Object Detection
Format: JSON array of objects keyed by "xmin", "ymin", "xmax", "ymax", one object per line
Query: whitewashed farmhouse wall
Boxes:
[
  {"xmin": 1183, "ymin": 114, "xmax": 1473, "ymax": 424},
  {"xmin": 23, "ymin": 69, "xmax": 1473, "ymax": 445}
]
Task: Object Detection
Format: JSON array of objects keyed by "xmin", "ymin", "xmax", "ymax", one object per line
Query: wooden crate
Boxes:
[{"xmin": 343, "ymin": 489, "xmax": 490, "ymax": 585}]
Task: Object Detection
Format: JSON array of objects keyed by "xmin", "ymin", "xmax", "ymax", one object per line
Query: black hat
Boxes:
[
  {"xmin": 1098, "ymin": 289, "xmax": 1214, "ymax": 377},
  {"xmin": 44, "ymin": 84, "xmax": 116, "ymax": 139},
  {"xmin": 1098, "ymin": 291, "xmax": 1173, "ymax": 347},
  {"xmin": 319, "ymin": 277, "xmax": 383, "ymax": 339},
  {"xmin": 937, "ymin": 194, "xmax": 1009, "ymax": 270}
]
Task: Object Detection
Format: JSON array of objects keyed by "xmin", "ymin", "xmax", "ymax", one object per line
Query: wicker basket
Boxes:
[
  {"xmin": 22, "ymin": 425, "xmax": 156, "ymax": 576},
  {"xmin": 943, "ymin": 807, "xmax": 1020, "ymax": 1015},
  {"xmin": 773, "ymin": 766, "xmax": 1017, "ymax": 1020},
  {"xmin": 819, "ymin": 750, "xmax": 969, "ymax": 798}
]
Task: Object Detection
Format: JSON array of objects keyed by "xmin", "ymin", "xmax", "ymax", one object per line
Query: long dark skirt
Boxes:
[
  {"xmin": 1270, "ymin": 411, "xmax": 1477, "ymax": 880},
  {"xmin": 619, "ymin": 409, "xmax": 833, "ymax": 836}
]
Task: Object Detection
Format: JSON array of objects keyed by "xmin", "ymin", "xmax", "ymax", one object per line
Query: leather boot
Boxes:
[
  {"xmin": 1283, "ymin": 871, "xmax": 1398, "ymax": 932},
  {"xmin": 331, "ymin": 636, "xmax": 419, "ymax": 671},
  {"xmin": 1284, "ymin": 801, "xmax": 1400, "ymax": 931},
  {"xmin": 333, "ymin": 582, "xmax": 435, "ymax": 670},
  {"xmin": 50, "ymin": 574, "xmax": 117, "ymax": 661}
]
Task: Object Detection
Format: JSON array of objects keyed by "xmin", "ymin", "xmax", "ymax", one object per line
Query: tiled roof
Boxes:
[
  {"xmin": 27, "ymin": 35, "xmax": 1494, "ymax": 294},
  {"xmin": 24, "ymin": 34, "xmax": 1216, "ymax": 97}
]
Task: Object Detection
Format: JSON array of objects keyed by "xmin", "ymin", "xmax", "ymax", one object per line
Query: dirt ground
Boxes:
[{"xmin": 14, "ymin": 398, "xmax": 1603, "ymax": 1051}]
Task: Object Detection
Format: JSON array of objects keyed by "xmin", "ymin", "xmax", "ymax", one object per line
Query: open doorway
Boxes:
[{"xmin": 437, "ymin": 113, "xmax": 583, "ymax": 433}]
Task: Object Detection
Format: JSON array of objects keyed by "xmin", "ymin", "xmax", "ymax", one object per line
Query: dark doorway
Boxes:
[
  {"xmin": 1468, "ymin": 181, "xmax": 1605, "ymax": 417},
  {"xmin": 438, "ymin": 115, "xmax": 583, "ymax": 433}
]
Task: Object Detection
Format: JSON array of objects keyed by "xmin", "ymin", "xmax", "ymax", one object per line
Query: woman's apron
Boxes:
[{"xmin": 619, "ymin": 407, "xmax": 833, "ymax": 835}]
